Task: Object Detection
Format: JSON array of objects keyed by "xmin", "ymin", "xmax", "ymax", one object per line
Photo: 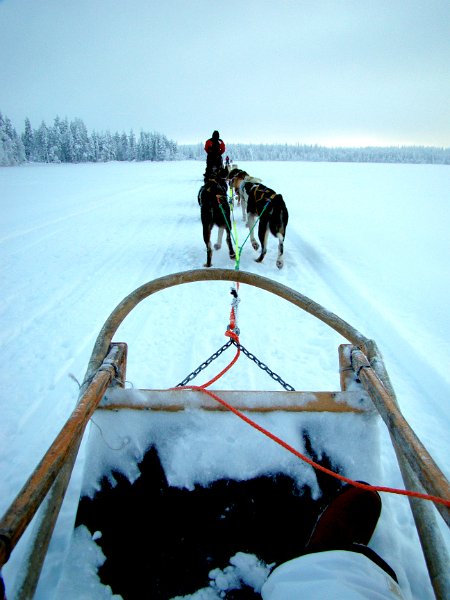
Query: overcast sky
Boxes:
[{"xmin": 1, "ymin": 0, "xmax": 449, "ymax": 147}]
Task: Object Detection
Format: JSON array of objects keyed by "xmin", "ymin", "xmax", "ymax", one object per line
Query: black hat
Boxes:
[{"xmin": 212, "ymin": 130, "xmax": 220, "ymax": 139}]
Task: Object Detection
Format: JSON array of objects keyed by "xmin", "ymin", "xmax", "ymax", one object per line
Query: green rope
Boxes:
[
  {"xmin": 217, "ymin": 198, "xmax": 241, "ymax": 270},
  {"xmin": 238, "ymin": 199, "xmax": 271, "ymax": 252},
  {"xmin": 217, "ymin": 199, "xmax": 235, "ymax": 243},
  {"xmin": 217, "ymin": 194, "xmax": 271, "ymax": 271},
  {"xmin": 232, "ymin": 205, "xmax": 241, "ymax": 270}
]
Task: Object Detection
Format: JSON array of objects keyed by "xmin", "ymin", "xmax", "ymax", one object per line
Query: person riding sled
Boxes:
[
  {"xmin": 204, "ymin": 130, "xmax": 225, "ymax": 179},
  {"xmin": 261, "ymin": 483, "xmax": 404, "ymax": 600}
]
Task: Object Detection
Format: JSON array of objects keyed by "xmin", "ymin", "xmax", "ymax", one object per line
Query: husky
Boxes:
[
  {"xmin": 227, "ymin": 167, "xmax": 261, "ymax": 221},
  {"xmin": 228, "ymin": 169, "xmax": 288, "ymax": 268},
  {"xmin": 198, "ymin": 176, "xmax": 236, "ymax": 268}
]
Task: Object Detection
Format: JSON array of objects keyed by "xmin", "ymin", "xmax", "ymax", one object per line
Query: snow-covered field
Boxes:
[{"xmin": 1, "ymin": 160, "xmax": 449, "ymax": 599}]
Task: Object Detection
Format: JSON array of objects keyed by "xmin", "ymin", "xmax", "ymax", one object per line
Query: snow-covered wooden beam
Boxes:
[{"xmin": 98, "ymin": 389, "xmax": 374, "ymax": 413}]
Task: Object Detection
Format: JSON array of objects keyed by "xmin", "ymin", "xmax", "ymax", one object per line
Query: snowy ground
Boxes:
[{"xmin": 1, "ymin": 160, "xmax": 449, "ymax": 599}]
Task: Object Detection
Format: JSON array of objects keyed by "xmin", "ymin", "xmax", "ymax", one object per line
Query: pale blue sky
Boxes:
[{"xmin": 1, "ymin": 0, "xmax": 449, "ymax": 146}]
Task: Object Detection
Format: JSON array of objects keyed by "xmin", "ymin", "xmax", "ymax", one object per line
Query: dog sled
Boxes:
[{"xmin": 0, "ymin": 269, "xmax": 449, "ymax": 599}]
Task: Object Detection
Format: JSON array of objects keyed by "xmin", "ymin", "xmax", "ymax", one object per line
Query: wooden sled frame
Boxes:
[{"xmin": 0, "ymin": 268, "xmax": 449, "ymax": 599}]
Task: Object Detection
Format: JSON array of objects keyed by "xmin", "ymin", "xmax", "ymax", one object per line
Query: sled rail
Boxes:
[
  {"xmin": 0, "ymin": 343, "xmax": 127, "ymax": 568},
  {"xmin": 0, "ymin": 269, "xmax": 449, "ymax": 600}
]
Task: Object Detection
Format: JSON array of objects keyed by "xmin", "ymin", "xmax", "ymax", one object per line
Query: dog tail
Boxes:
[
  {"xmin": 270, "ymin": 195, "xmax": 288, "ymax": 237},
  {"xmin": 198, "ymin": 186, "xmax": 205, "ymax": 207}
]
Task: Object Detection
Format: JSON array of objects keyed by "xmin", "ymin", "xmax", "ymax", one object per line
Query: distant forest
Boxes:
[
  {"xmin": 179, "ymin": 142, "xmax": 450, "ymax": 165},
  {"xmin": 1, "ymin": 111, "xmax": 449, "ymax": 166}
]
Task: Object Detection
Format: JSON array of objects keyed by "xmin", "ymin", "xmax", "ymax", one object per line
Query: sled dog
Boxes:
[
  {"xmin": 198, "ymin": 177, "xmax": 236, "ymax": 268},
  {"xmin": 227, "ymin": 167, "xmax": 261, "ymax": 221},
  {"xmin": 228, "ymin": 169, "xmax": 288, "ymax": 268}
]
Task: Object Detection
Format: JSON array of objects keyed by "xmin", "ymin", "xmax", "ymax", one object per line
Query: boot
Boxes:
[
  {"xmin": 305, "ymin": 482, "xmax": 399, "ymax": 582},
  {"xmin": 306, "ymin": 482, "xmax": 381, "ymax": 552}
]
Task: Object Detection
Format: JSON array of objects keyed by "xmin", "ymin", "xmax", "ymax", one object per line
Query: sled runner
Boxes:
[{"xmin": 0, "ymin": 269, "xmax": 449, "ymax": 599}]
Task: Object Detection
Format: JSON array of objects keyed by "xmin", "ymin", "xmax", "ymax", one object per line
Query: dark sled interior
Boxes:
[{"xmin": 75, "ymin": 435, "xmax": 342, "ymax": 600}]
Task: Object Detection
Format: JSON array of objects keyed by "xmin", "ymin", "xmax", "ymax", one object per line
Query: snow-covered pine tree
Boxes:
[
  {"xmin": 0, "ymin": 112, "xmax": 25, "ymax": 165},
  {"xmin": 22, "ymin": 118, "xmax": 34, "ymax": 160},
  {"xmin": 70, "ymin": 118, "xmax": 91, "ymax": 162}
]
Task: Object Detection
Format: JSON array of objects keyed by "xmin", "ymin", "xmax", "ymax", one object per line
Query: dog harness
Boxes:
[
  {"xmin": 242, "ymin": 182, "xmax": 278, "ymax": 213},
  {"xmin": 199, "ymin": 181, "xmax": 227, "ymax": 208},
  {"xmin": 251, "ymin": 183, "xmax": 277, "ymax": 202}
]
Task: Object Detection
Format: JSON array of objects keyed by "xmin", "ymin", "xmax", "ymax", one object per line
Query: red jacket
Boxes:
[{"xmin": 205, "ymin": 138, "xmax": 225, "ymax": 155}]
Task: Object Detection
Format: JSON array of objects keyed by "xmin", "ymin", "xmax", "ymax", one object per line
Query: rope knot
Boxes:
[
  {"xmin": 225, "ymin": 328, "xmax": 240, "ymax": 344},
  {"xmin": 226, "ymin": 285, "xmax": 240, "ymax": 339}
]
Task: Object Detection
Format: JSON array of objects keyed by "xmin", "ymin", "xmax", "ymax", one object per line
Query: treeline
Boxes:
[
  {"xmin": 1, "ymin": 110, "xmax": 449, "ymax": 166},
  {"xmin": 178, "ymin": 142, "xmax": 450, "ymax": 165},
  {"xmin": 0, "ymin": 112, "xmax": 177, "ymax": 166}
]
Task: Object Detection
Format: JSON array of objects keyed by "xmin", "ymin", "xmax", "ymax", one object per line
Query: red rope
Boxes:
[
  {"xmin": 200, "ymin": 331, "xmax": 240, "ymax": 389},
  {"xmin": 199, "ymin": 286, "xmax": 241, "ymax": 389},
  {"xmin": 174, "ymin": 382, "xmax": 450, "ymax": 509},
  {"xmin": 173, "ymin": 280, "xmax": 449, "ymax": 509}
]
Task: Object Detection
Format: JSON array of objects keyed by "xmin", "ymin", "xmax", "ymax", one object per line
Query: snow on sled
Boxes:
[{"xmin": 0, "ymin": 269, "xmax": 449, "ymax": 600}]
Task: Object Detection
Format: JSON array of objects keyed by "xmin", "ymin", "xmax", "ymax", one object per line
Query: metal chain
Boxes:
[
  {"xmin": 176, "ymin": 338, "xmax": 295, "ymax": 391},
  {"xmin": 230, "ymin": 339, "xmax": 295, "ymax": 391},
  {"xmin": 176, "ymin": 340, "xmax": 233, "ymax": 387}
]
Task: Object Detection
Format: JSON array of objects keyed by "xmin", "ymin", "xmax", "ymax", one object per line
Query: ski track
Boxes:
[{"xmin": 0, "ymin": 187, "xmax": 135, "ymax": 245}]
